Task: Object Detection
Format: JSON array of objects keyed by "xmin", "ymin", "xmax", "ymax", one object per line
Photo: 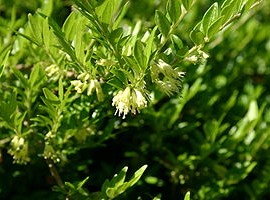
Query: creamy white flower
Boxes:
[
  {"xmin": 112, "ymin": 87, "xmax": 147, "ymax": 119},
  {"xmin": 77, "ymin": 72, "xmax": 90, "ymax": 82},
  {"xmin": 96, "ymin": 58, "xmax": 116, "ymax": 67},
  {"xmin": 87, "ymin": 79, "xmax": 97, "ymax": 96},
  {"xmin": 45, "ymin": 64, "xmax": 59, "ymax": 77},
  {"xmin": 8, "ymin": 136, "xmax": 30, "ymax": 164},
  {"xmin": 133, "ymin": 89, "xmax": 147, "ymax": 109},
  {"xmin": 95, "ymin": 80, "xmax": 104, "ymax": 101},
  {"xmin": 112, "ymin": 87, "xmax": 131, "ymax": 119},
  {"xmin": 71, "ymin": 80, "xmax": 86, "ymax": 93},
  {"xmin": 151, "ymin": 59, "xmax": 185, "ymax": 96},
  {"xmin": 71, "ymin": 73, "xmax": 104, "ymax": 101}
]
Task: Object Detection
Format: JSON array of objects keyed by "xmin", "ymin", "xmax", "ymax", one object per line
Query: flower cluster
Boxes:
[
  {"xmin": 45, "ymin": 64, "xmax": 68, "ymax": 81},
  {"xmin": 151, "ymin": 59, "xmax": 185, "ymax": 96},
  {"xmin": 8, "ymin": 136, "xmax": 30, "ymax": 164},
  {"xmin": 43, "ymin": 143, "xmax": 61, "ymax": 163},
  {"xmin": 71, "ymin": 72, "xmax": 104, "ymax": 101},
  {"xmin": 184, "ymin": 48, "xmax": 209, "ymax": 63},
  {"xmin": 112, "ymin": 87, "xmax": 148, "ymax": 119}
]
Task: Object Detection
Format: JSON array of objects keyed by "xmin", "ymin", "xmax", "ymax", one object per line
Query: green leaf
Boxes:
[
  {"xmin": 246, "ymin": 100, "xmax": 259, "ymax": 121},
  {"xmin": 221, "ymin": 0, "xmax": 234, "ymax": 9},
  {"xmin": 41, "ymin": 0, "xmax": 54, "ymax": 16},
  {"xmin": 171, "ymin": 34, "xmax": 184, "ymax": 50},
  {"xmin": 134, "ymin": 40, "xmax": 147, "ymax": 71},
  {"xmin": 39, "ymin": 99, "xmax": 57, "ymax": 116},
  {"xmin": 43, "ymin": 88, "xmax": 60, "ymax": 104},
  {"xmin": 17, "ymin": 32, "xmax": 41, "ymax": 46},
  {"xmin": 222, "ymin": 90, "xmax": 238, "ymax": 111},
  {"xmin": 28, "ymin": 14, "xmax": 43, "ymax": 46},
  {"xmin": 62, "ymin": 12, "xmax": 77, "ymax": 41},
  {"xmin": 190, "ymin": 24, "xmax": 205, "ymax": 46},
  {"xmin": 77, "ymin": 177, "xmax": 89, "ymax": 189},
  {"xmin": 203, "ymin": 120, "xmax": 219, "ymax": 143},
  {"xmin": 12, "ymin": 67, "xmax": 29, "ymax": 88},
  {"xmin": 123, "ymin": 56, "xmax": 140, "ymax": 79},
  {"xmin": 108, "ymin": 28, "xmax": 123, "ymax": 45},
  {"xmin": 182, "ymin": 0, "xmax": 194, "ymax": 10},
  {"xmin": 0, "ymin": 65, "xmax": 5, "ymax": 78},
  {"xmin": 221, "ymin": 0, "xmax": 241, "ymax": 25},
  {"xmin": 112, "ymin": 1, "xmax": 130, "ymax": 30},
  {"xmin": 14, "ymin": 111, "xmax": 27, "ymax": 134},
  {"xmin": 46, "ymin": 16, "xmax": 76, "ymax": 59},
  {"xmin": 29, "ymin": 64, "xmax": 46, "ymax": 89},
  {"xmin": 166, "ymin": 0, "xmax": 182, "ymax": 23},
  {"xmin": 74, "ymin": 18, "xmax": 85, "ymax": 62},
  {"xmin": 111, "ymin": 69, "xmax": 128, "ymax": 85},
  {"xmin": 127, "ymin": 165, "xmax": 147, "ymax": 186},
  {"xmin": 201, "ymin": 2, "xmax": 219, "ymax": 36},
  {"xmin": 0, "ymin": 45, "xmax": 10, "ymax": 78},
  {"xmin": 95, "ymin": 0, "xmax": 122, "ymax": 25},
  {"xmin": 0, "ymin": 93, "xmax": 17, "ymax": 123},
  {"xmin": 42, "ymin": 17, "xmax": 52, "ymax": 48},
  {"xmin": 207, "ymin": 16, "xmax": 224, "ymax": 39},
  {"xmin": 31, "ymin": 115, "xmax": 51, "ymax": 126},
  {"xmin": 144, "ymin": 26, "xmax": 158, "ymax": 64},
  {"xmin": 103, "ymin": 165, "xmax": 147, "ymax": 199},
  {"xmin": 107, "ymin": 78, "xmax": 125, "ymax": 89},
  {"xmin": 109, "ymin": 166, "xmax": 128, "ymax": 188},
  {"xmin": 184, "ymin": 191, "xmax": 191, "ymax": 200},
  {"xmin": 231, "ymin": 100, "xmax": 259, "ymax": 141},
  {"xmin": 187, "ymin": 77, "xmax": 203, "ymax": 100},
  {"xmin": 155, "ymin": 10, "xmax": 171, "ymax": 36},
  {"xmin": 243, "ymin": 0, "xmax": 262, "ymax": 13}
]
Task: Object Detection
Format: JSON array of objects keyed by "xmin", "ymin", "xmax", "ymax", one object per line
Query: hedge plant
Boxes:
[{"xmin": 0, "ymin": 0, "xmax": 269, "ymax": 199}]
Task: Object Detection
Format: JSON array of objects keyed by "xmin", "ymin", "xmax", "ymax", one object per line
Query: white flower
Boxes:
[
  {"xmin": 78, "ymin": 72, "xmax": 90, "ymax": 82},
  {"xmin": 185, "ymin": 55, "xmax": 198, "ymax": 62},
  {"xmin": 87, "ymin": 79, "xmax": 104, "ymax": 101},
  {"xmin": 151, "ymin": 59, "xmax": 185, "ymax": 96},
  {"xmin": 71, "ymin": 80, "xmax": 87, "ymax": 93},
  {"xmin": 45, "ymin": 64, "xmax": 59, "ymax": 77},
  {"xmin": 112, "ymin": 87, "xmax": 148, "ymax": 119},
  {"xmin": 71, "ymin": 73, "xmax": 104, "ymax": 101},
  {"xmin": 133, "ymin": 89, "xmax": 147, "ymax": 109},
  {"xmin": 112, "ymin": 87, "xmax": 131, "ymax": 119},
  {"xmin": 96, "ymin": 59, "xmax": 116, "ymax": 67},
  {"xmin": 8, "ymin": 136, "xmax": 30, "ymax": 164},
  {"xmin": 87, "ymin": 79, "xmax": 97, "ymax": 96}
]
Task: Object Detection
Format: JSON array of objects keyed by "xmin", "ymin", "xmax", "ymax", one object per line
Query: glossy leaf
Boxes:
[
  {"xmin": 95, "ymin": 0, "xmax": 122, "ymax": 25},
  {"xmin": 0, "ymin": 45, "xmax": 10, "ymax": 78},
  {"xmin": 166, "ymin": 0, "xmax": 182, "ymax": 23},
  {"xmin": 43, "ymin": 88, "xmax": 60, "ymax": 104},
  {"xmin": 134, "ymin": 40, "xmax": 147, "ymax": 71},
  {"xmin": 207, "ymin": 16, "xmax": 224, "ymax": 39},
  {"xmin": 144, "ymin": 26, "xmax": 158, "ymax": 64},
  {"xmin": 28, "ymin": 14, "xmax": 43, "ymax": 45},
  {"xmin": 103, "ymin": 165, "xmax": 147, "ymax": 199},
  {"xmin": 201, "ymin": 2, "xmax": 219, "ymax": 35},
  {"xmin": 184, "ymin": 191, "xmax": 191, "ymax": 200},
  {"xmin": 190, "ymin": 26, "xmax": 205, "ymax": 46},
  {"xmin": 112, "ymin": 1, "xmax": 130, "ymax": 30},
  {"xmin": 62, "ymin": 12, "xmax": 77, "ymax": 41},
  {"xmin": 155, "ymin": 10, "xmax": 171, "ymax": 36},
  {"xmin": 182, "ymin": 0, "xmax": 194, "ymax": 10}
]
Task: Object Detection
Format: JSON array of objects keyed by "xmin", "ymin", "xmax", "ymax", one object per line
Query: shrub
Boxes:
[{"xmin": 0, "ymin": 0, "xmax": 269, "ymax": 199}]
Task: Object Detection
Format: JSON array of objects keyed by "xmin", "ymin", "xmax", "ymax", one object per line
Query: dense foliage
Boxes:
[{"xmin": 0, "ymin": 0, "xmax": 269, "ymax": 199}]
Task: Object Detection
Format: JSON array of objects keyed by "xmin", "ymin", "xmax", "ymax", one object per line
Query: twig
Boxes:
[{"xmin": 46, "ymin": 158, "xmax": 65, "ymax": 189}]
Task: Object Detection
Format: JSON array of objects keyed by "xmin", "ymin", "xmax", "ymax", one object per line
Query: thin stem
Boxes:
[{"xmin": 46, "ymin": 158, "xmax": 65, "ymax": 189}]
